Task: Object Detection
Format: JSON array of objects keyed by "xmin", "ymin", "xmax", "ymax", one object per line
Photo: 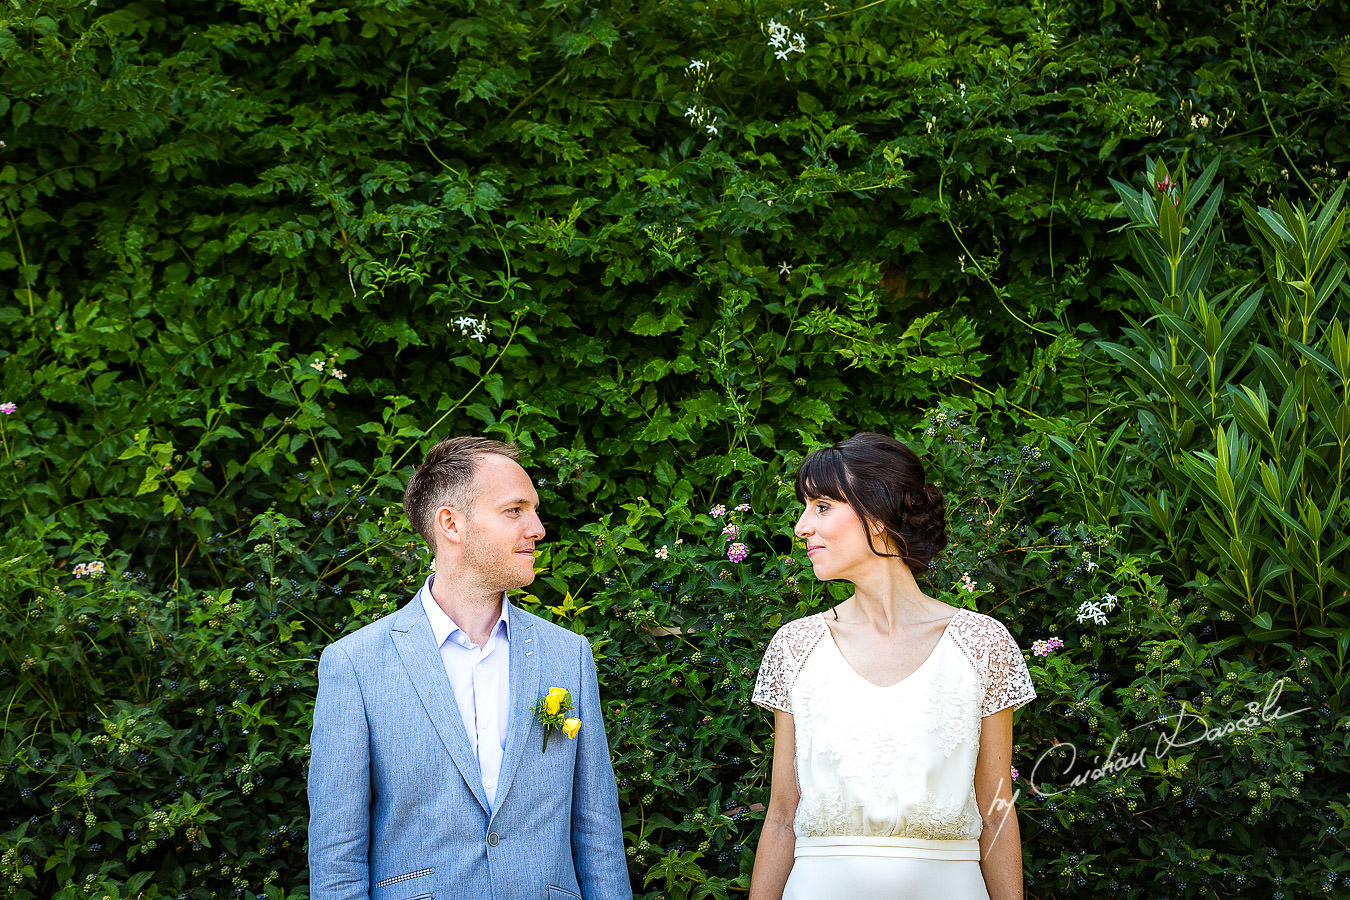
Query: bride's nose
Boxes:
[{"xmin": 793, "ymin": 509, "xmax": 812, "ymax": 538}]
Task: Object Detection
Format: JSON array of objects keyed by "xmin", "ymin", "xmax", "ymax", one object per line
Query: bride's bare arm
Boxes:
[
  {"xmin": 975, "ymin": 706, "xmax": 1024, "ymax": 900},
  {"xmin": 749, "ymin": 709, "xmax": 799, "ymax": 900}
]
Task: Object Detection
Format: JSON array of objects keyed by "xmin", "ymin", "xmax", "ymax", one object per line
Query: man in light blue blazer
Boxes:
[{"xmin": 308, "ymin": 436, "xmax": 632, "ymax": 900}]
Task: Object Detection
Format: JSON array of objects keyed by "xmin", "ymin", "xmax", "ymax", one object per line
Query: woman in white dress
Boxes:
[{"xmin": 749, "ymin": 432, "xmax": 1036, "ymax": 900}]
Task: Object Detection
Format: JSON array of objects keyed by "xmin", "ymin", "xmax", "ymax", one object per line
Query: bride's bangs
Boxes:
[{"xmin": 795, "ymin": 447, "xmax": 850, "ymax": 505}]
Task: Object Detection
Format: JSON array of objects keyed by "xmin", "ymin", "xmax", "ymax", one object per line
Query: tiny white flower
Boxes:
[
  {"xmin": 1075, "ymin": 599, "xmax": 1109, "ymax": 626},
  {"xmin": 688, "ymin": 59, "xmax": 707, "ymax": 71},
  {"xmin": 706, "ymin": 123, "xmax": 718, "ymax": 135},
  {"xmin": 778, "ymin": 261, "xmax": 792, "ymax": 275},
  {"xmin": 1100, "ymin": 592, "xmax": 1118, "ymax": 611},
  {"xmin": 1083, "ymin": 558, "xmax": 1098, "ymax": 572}
]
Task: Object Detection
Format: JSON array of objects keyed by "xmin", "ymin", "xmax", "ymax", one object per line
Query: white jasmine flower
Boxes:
[
  {"xmin": 452, "ymin": 315, "xmax": 489, "ymax": 342},
  {"xmin": 1075, "ymin": 599, "xmax": 1109, "ymax": 626}
]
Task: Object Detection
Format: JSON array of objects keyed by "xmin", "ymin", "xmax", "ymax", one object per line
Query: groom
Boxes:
[{"xmin": 308, "ymin": 436, "xmax": 631, "ymax": 900}]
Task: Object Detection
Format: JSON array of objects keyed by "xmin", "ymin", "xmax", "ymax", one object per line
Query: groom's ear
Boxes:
[{"xmin": 435, "ymin": 505, "xmax": 465, "ymax": 546}]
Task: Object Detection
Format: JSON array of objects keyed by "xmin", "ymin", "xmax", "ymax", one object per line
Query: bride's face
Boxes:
[{"xmin": 794, "ymin": 495, "xmax": 882, "ymax": 582}]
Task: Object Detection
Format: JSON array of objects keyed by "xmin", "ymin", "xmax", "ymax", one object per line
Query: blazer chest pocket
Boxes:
[{"xmin": 547, "ymin": 887, "xmax": 581, "ymax": 900}]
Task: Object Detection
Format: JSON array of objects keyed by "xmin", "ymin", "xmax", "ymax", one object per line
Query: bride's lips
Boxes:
[{"xmin": 806, "ymin": 545, "xmax": 824, "ymax": 556}]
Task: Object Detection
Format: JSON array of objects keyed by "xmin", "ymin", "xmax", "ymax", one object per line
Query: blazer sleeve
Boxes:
[
  {"xmin": 570, "ymin": 637, "xmax": 634, "ymax": 900},
  {"xmin": 308, "ymin": 643, "xmax": 373, "ymax": 900}
]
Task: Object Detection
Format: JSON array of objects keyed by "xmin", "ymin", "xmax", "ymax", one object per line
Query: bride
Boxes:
[{"xmin": 749, "ymin": 432, "xmax": 1036, "ymax": 900}]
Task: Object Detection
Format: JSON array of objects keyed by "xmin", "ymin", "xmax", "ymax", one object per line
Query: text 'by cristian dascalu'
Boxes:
[{"xmin": 1029, "ymin": 678, "xmax": 1310, "ymax": 796}]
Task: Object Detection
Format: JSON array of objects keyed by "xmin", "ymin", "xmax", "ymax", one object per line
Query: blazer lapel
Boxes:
[
  {"xmin": 389, "ymin": 599, "xmax": 490, "ymax": 815},
  {"xmin": 488, "ymin": 609, "xmax": 540, "ymax": 823}
]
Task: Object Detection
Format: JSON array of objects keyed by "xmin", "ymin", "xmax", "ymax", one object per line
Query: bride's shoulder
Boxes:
[
  {"xmin": 774, "ymin": 612, "xmax": 827, "ymax": 637},
  {"xmin": 763, "ymin": 612, "xmax": 829, "ymax": 657},
  {"xmin": 949, "ymin": 607, "xmax": 1023, "ymax": 650}
]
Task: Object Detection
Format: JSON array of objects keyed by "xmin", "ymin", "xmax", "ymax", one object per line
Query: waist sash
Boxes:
[{"xmin": 794, "ymin": 836, "xmax": 981, "ymax": 861}]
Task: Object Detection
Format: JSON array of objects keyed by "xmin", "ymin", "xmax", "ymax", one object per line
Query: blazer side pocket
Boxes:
[{"xmin": 547, "ymin": 887, "xmax": 581, "ymax": 900}]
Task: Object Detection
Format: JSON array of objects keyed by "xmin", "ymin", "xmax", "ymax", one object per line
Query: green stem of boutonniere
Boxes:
[{"xmin": 535, "ymin": 686, "xmax": 573, "ymax": 753}]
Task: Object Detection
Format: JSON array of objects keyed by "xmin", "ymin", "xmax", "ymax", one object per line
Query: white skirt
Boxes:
[{"xmin": 783, "ymin": 837, "xmax": 990, "ymax": 900}]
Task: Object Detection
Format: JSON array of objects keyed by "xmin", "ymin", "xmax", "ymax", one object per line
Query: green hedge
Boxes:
[{"xmin": 2, "ymin": 0, "xmax": 1349, "ymax": 896}]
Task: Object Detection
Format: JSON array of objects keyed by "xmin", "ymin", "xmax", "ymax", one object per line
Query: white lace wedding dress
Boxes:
[{"xmin": 753, "ymin": 608, "xmax": 1036, "ymax": 899}]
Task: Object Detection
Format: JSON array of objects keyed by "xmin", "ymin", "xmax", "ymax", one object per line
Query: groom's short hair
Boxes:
[{"xmin": 404, "ymin": 436, "xmax": 519, "ymax": 544}]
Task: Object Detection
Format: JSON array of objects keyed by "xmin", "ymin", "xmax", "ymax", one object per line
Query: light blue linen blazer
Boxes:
[{"xmin": 307, "ymin": 593, "xmax": 632, "ymax": 900}]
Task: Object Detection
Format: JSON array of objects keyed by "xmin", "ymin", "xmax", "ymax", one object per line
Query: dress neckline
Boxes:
[{"xmin": 819, "ymin": 608, "xmax": 966, "ymax": 689}]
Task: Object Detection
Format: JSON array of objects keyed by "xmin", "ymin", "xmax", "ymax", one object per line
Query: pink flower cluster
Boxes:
[
  {"xmin": 0, "ymin": 402, "xmax": 16, "ymax": 415},
  {"xmin": 721, "ymin": 523, "xmax": 739, "ymax": 538},
  {"xmin": 1031, "ymin": 636, "xmax": 1064, "ymax": 657},
  {"xmin": 72, "ymin": 561, "xmax": 106, "ymax": 579},
  {"xmin": 727, "ymin": 542, "xmax": 749, "ymax": 563}
]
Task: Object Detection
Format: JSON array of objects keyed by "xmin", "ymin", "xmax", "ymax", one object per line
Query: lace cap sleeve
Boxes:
[
  {"xmin": 752, "ymin": 615, "xmax": 827, "ymax": 714},
  {"xmin": 979, "ymin": 616, "xmax": 1037, "ymax": 717}
]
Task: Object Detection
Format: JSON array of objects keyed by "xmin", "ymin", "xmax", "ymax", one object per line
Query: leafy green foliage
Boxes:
[
  {"xmin": 1, "ymin": 0, "xmax": 1348, "ymax": 897},
  {"xmin": 1100, "ymin": 162, "xmax": 1350, "ymax": 665}
]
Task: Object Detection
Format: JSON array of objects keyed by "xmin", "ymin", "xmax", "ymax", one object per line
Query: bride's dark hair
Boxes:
[{"xmin": 794, "ymin": 431, "xmax": 948, "ymax": 571}]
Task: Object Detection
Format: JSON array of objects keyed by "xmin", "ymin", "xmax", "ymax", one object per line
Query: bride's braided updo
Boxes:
[{"xmin": 794, "ymin": 431, "xmax": 948, "ymax": 571}]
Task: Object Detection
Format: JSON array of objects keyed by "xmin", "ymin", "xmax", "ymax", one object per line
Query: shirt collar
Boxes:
[{"xmin": 418, "ymin": 573, "xmax": 511, "ymax": 649}]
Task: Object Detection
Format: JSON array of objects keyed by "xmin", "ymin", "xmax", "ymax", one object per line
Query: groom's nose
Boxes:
[{"xmin": 524, "ymin": 511, "xmax": 545, "ymax": 541}]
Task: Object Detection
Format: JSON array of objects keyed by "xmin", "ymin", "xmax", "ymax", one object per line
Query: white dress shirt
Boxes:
[{"xmin": 418, "ymin": 576, "xmax": 512, "ymax": 810}]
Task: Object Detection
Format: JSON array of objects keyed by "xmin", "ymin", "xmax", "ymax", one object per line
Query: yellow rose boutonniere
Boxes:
[
  {"xmin": 532, "ymin": 686, "xmax": 580, "ymax": 752},
  {"xmin": 543, "ymin": 686, "xmax": 568, "ymax": 717}
]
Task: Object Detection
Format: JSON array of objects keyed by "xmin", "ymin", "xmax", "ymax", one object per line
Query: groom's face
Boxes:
[{"xmin": 458, "ymin": 454, "xmax": 545, "ymax": 590}]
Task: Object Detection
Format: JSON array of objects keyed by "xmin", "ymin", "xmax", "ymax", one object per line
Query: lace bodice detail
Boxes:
[{"xmin": 753, "ymin": 608, "xmax": 1036, "ymax": 840}]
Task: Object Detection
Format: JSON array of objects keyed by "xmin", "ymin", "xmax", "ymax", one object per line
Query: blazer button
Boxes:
[{"xmin": 487, "ymin": 832, "xmax": 500, "ymax": 847}]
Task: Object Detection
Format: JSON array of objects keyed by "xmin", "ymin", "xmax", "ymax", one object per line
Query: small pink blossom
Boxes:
[
  {"xmin": 1032, "ymin": 637, "xmax": 1065, "ymax": 657},
  {"xmin": 72, "ymin": 561, "xmax": 106, "ymax": 579},
  {"xmin": 734, "ymin": 503, "xmax": 751, "ymax": 512},
  {"xmin": 1011, "ymin": 766, "xmax": 1019, "ymax": 780},
  {"xmin": 727, "ymin": 542, "xmax": 749, "ymax": 563},
  {"xmin": 722, "ymin": 523, "xmax": 739, "ymax": 538},
  {"xmin": 709, "ymin": 504, "xmax": 727, "ymax": 518},
  {"xmin": 332, "ymin": 369, "xmax": 346, "ymax": 380},
  {"xmin": 0, "ymin": 402, "xmax": 15, "ymax": 415}
]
